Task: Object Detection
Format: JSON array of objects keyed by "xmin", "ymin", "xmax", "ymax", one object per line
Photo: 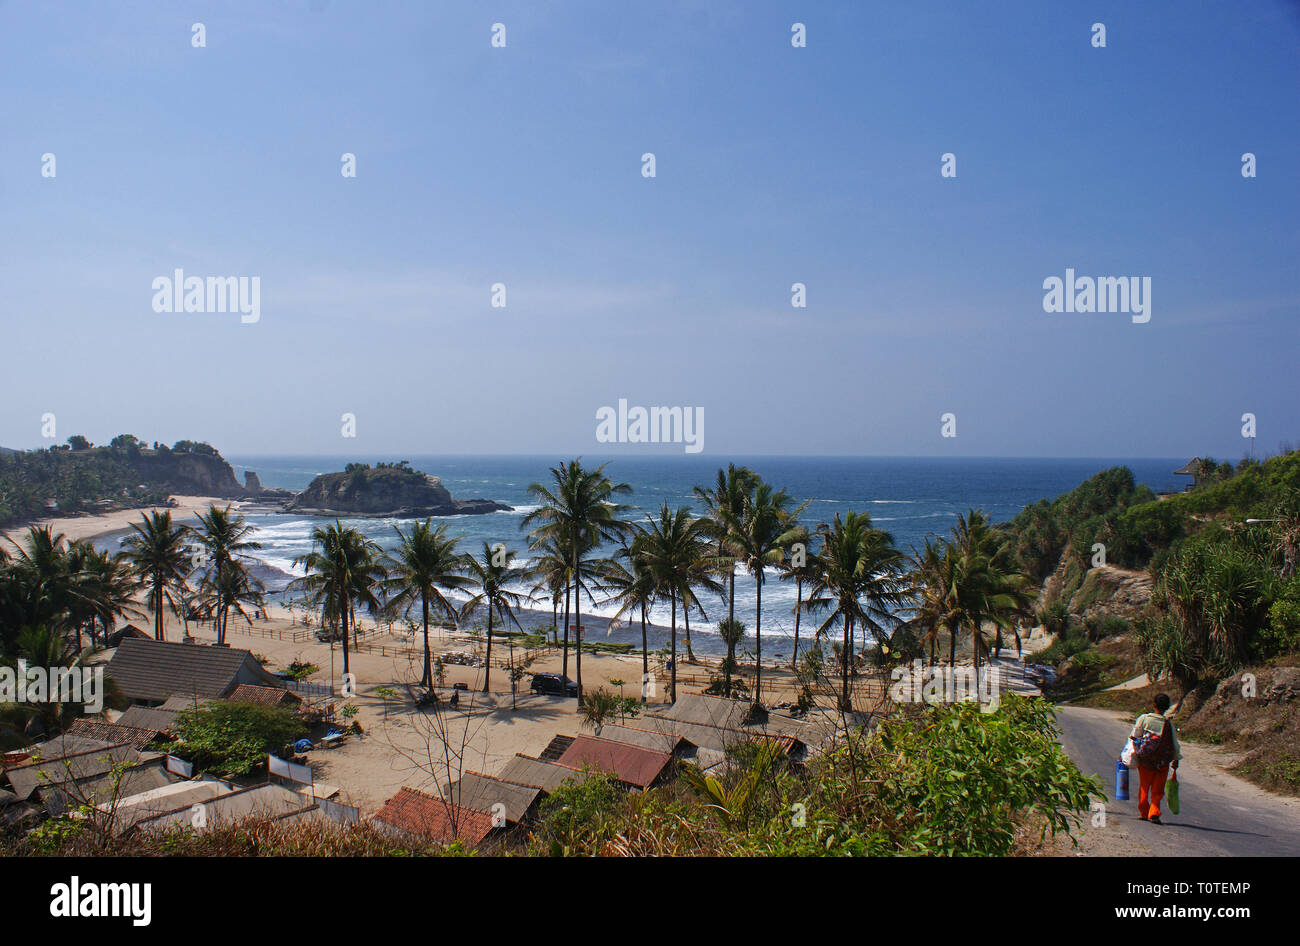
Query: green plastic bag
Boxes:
[{"xmin": 1166, "ymin": 771, "xmax": 1180, "ymax": 815}]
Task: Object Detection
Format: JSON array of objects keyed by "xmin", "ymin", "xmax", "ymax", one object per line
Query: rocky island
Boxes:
[{"xmin": 283, "ymin": 461, "xmax": 511, "ymax": 518}]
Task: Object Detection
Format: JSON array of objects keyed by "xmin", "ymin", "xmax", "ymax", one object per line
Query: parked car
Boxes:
[{"xmin": 530, "ymin": 673, "xmax": 578, "ymax": 697}]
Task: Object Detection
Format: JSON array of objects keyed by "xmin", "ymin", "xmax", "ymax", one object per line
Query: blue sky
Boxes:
[{"xmin": 1, "ymin": 1, "xmax": 1297, "ymax": 458}]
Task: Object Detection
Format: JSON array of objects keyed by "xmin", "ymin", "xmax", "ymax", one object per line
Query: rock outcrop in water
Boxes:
[{"xmin": 284, "ymin": 463, "xmax": 510, "ymax": 518}]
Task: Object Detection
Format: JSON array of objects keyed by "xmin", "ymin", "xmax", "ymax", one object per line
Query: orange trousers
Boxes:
[{"xmin": 1137, "ymin": 763, "xmax": 1170, "ymax": 819}]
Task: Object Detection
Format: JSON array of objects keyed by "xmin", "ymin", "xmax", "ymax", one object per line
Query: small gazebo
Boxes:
[{"xmin": 1172, "ymin": 458, "xmax": 1203, "ymax": 491}]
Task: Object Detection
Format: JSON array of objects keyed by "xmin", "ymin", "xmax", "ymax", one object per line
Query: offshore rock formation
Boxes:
[{"xmin": 284, "ymin": 464, "xmax": 510, "ymax": 518}]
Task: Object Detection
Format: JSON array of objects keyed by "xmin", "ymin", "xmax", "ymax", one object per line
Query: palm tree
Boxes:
[
  {"xmin": 0, "ymin": 627, "xmax": 97, "ymax": 738},
  {"xmin": 121, "ymin": 511, "xmax": 191, "ymax": 641},
  {"xmin": 193, "ymin": 505, "xmax": 264, "ymax": 645},
  {"xmin": 693, "ymin": 464, "xmax": 759, "ymax": 655},
  {"xmin": 6, "ymin": 527, "xmax": 80, "ymax": 653},
  {"xmin": 383, "ymin": 519, "xmax": 472, "ymax": 688},
  {"xmin": 638, "ymin": 504, "xmax": 718, "ymax": 703},
  {"xmin": 598, "ymin": 528, "xmax": 656, "ymax": 703},
  {"xmin": 776, "ymin": 524, "xmax": 818, "ymax": 670},
  {"xmin": 947, "ymin": 510, "xmax": 1035, "ymax": 672},
  {"xmin": 521, "ymin": 459, "xmax": 633, "ymax": 702},
  {"xmin": 806, "ymin": 511, "xmax": 909, "ymax": 712},
  {"xmin": 906, "ymin": 537, "xmax": 960, "ymax": 667},
  {"xmin": 460, "ymin": 543, "xmax": 528, "ymax": 693},
  {"xmin": 291, "ymin": 522, "xmax": 385, "ymax": 680},
  {"xmin": 69, "ymin": 545, "xmax": 140, "ymax": 648},
  {"xmin": 716, "ymin": 617, "xmax": 746, "ymax": 696},
  {"xmin": 524, "ymin": 537, "xmax": 570, "ymax": 646},
  {"xmin": 721, "ymin": 482, "xmax": 805, "ymax": 703}
]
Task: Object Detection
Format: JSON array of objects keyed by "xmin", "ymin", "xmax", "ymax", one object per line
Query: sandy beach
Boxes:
[{"xmin": 0, "ymin": 495, "xmax": 237, "ymax": 550}]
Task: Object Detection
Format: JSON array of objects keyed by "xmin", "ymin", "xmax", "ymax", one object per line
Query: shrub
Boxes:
[{"xmin": 173, "ymin": 702, "xmax": 307, "ymax": 777}]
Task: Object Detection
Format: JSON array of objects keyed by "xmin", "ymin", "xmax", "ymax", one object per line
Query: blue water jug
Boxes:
[{"xmin": 1115, "ymin": 759, "xmax": 1130, "ymax": 801}]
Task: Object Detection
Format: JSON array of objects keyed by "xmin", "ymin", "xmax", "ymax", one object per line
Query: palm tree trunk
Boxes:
[
  {"xmin": 948, "ymin": 628, "xmax": 956, "ymax": 667},
  {"xmin": 572, "ymin": 534, "xmax": 583, "ymax": 704},
  {"xmin": 684, "ymin": 597, "xmax": 694, "ymax": 663},
  {"xmin": 483, "ymin": 606, "xmax": 494, "ymax": 692},
  {"xmin": 154, "ymin": 575, "xmax": 164, "ymax": 641},
  {"xmin": 754, "ymin": 574, "xmax": 763, "ymax": 703},
  {"xmin": 640, "ymin": 603, "xmax": 649, "ymax": 704},
  {"xmin": 561, "ymin": 580, "xmax": 571, "ymax": 680},
  {"xmin": 341, "ymin": 598, "xmax": 351, "ymax": 679},
  {"xmin": 421, "ymin": 592, "xmax": 432, "ymax": 689},
  {"xmin": 791, "ymin": 577, "xmax": 802, "ymax": 670},
  {"xmin": 670, "ymin": 592, "xmax": 677, "ymax": 703},
  {"xmin": 841, "ymin": 614, "xmax": 853, "ymax": 712}
]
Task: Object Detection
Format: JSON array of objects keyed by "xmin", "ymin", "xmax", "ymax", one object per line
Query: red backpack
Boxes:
[{"xmin": 1132, "ymin": 715, "xmax": 1176, "ymax": 768}]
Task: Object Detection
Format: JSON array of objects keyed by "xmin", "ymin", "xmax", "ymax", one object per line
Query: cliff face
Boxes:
[
  {"xmin": 1040, "ymin": 556, "xmax": 1153, "ymax": 621},
  {"xmin": 125, "ymin": 452, "xmax": 245, "ymax": 497},
  {"xmin": 284, "ymin": 467, "xmax": 510, "ymax": 518}
]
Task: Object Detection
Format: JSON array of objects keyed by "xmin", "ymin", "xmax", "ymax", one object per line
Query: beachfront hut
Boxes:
[
  {"xmin": 66, "ymin": 718, "xmax": 161, "ymax": 751},
  {"xmin": 496, "ymin": 754, "xmax": 593, "ymax": 793},
  {"xmin": 445, "ymin": 772, "xmax": 544, "ymax": 825},
  {"xmin": 132, "ymin": 782, "xmax": 322, "ymax": 834},
  {"xmin": 104, "ymin": 638, "xmax": 287, "ymax": 706},
  {"xmin": 592, "ymin": 723, "xmax": 698, "ymax": 760},
  {"xmin": 226, "ymin": 684, "xmax": 303, "ymax": 708},
  {"xmin": 555, "ymin": 735, "xmax": 674, "ymax": 790},
  {"xmin": 371, "ymin": 786, "xmax": 497, "ymax": 847},
  {"xmin": 117, "ymin": 704, "xmax": 185, "ymax": 734}
]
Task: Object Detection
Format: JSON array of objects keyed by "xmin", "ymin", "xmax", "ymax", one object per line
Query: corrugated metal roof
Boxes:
[
  {"xmin": 134, "ymin": 783, "xmax": 314, "ymax": 832},
  {"xmin": 117, "ymin": 705, "xmax": 182, "ymax": 733},
  {"xmin": 66, "ymin": 719, "xmax": 160, "ymax": 751},
  {"xmin": 4, "ymin": 742, "xmax": 141, "ymax": 800},
  {"xmin": 445, "ymin": 772, "xmax": 542, "ymax": 824},
  {"xmin": 227, "ymin": 684, "xmax": 302, "ymax": 706},
  {"xmin": 371, "ymin": 786, "xmax": 495, "ymax": 846},
  {"xmin": 105, "ymin": 638, "xmax": 283, "ymax": 704},
  {"xmin": 496, "ymin": 754, "xmax": 592, "ymax": 793},
  {"xmin": 594, "ymin": 724, "xmax": 694, "ymax": 756},
  {"xmin": 649, "ymin": 693, "xmax": 815, "ymax": 746},
  {"xmin": 556, "ymin": 735, "xmax": 672, "ymax": 788}
]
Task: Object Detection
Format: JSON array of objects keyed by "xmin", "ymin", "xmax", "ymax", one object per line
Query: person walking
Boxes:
[{"xmin": 1130, "ymin": 692, "xmax": 1182, "ymax": 824}]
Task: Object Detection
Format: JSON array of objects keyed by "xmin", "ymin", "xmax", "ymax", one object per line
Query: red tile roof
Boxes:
[
  {"xmin": 371, "ymin": 787, "xmax": 496, "ymax": 846},
  {"xmin": 556, "ymin": 735, "xmax": 673, "ymax": 788}
]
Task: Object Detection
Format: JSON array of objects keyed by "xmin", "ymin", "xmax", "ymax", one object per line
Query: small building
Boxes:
[
  {"xmin": 555, "ymin": 735, "xmax": 674, "ymax": 790},
  {"xmin": 226, "ymin": 684, "xmax": 303, "ymax": 708},
  {"xmin": 104, "ymin": 638, "xmax": 288, "ymax": 706},
  {"xmin": 496, "ymin": 754, "xmax": 592, "ymax": 793},
  {"xmin": 445, "ymin": 772, "xmax": 544, "ymax": 825},
  {"xmin": 593, "ymin": 723, "xmax": 698, "ymax": 760},
  {"xmin": 371, "ymin": 786, "xmax": 497, "ymax": 847},
  {"xmin": 66, "ymin": 719, "xmax": 161, "ymax": 751}
]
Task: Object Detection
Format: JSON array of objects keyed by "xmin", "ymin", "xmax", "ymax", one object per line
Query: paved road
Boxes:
[{"xmin": 1055, "ymin": 705, "xmax": 1300, "ymax": 856}]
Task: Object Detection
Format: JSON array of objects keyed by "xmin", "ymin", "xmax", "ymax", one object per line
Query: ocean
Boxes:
[{"xmin": 163, "ymin": 454, "xmax": 1185, "ymax": 660}]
